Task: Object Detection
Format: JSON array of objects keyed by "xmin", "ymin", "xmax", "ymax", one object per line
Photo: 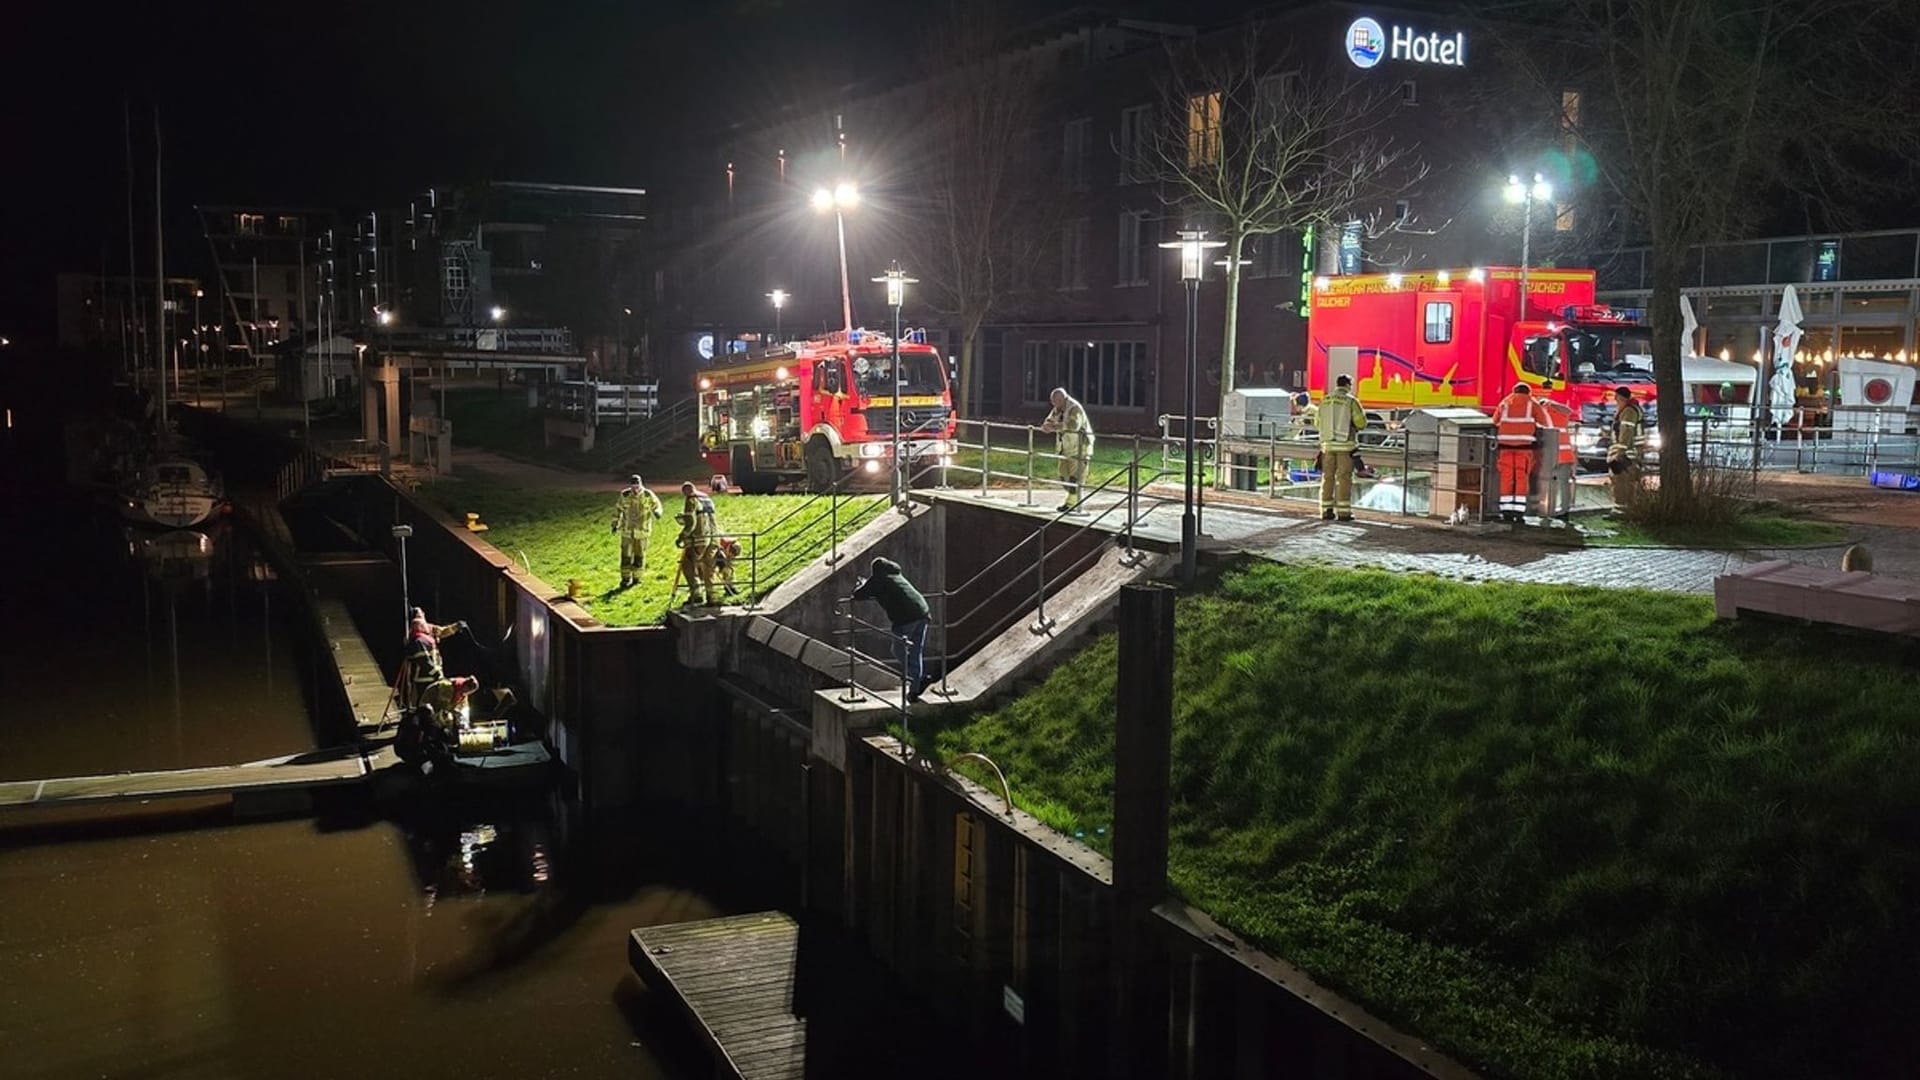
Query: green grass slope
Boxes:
[
  {"xmin": 921, "ymin": 563, "xmax": 1920, "ymax": 1079},
  {"xmin": 414, "ymin": 476, "xmax": 883, "ymax": 626}
]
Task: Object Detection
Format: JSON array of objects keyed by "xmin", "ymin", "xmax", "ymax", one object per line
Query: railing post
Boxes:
[
  {"xmin": 838, "ymin": 602, "xmax": 864, "ymax": 704},
  {"xmin": 1401, "ymin": 434, "xmax": 1410, "ymax": 517},
  {"xmin": 749, "ymin": 532, "xmax": 759, "ymax": 607},
  {"xmin": 938, "ymin": 586, "xmax": 952, "ymax": 699},
  {"xmin": 1124, "ymin": 441, "xmax": 1140, "ymax": 566},
  {"xmin": 1029, "ymin": 524, "xmax": 1055, "ymax": 635},
  {"xmin": 980, "ymin": 422, "xmax": 991, "ymax": 498},
  {"xmin": 1023, "ymin": 424, "xmax": 1036, "ymax": 507},
  {"xmin": 1268, "ymin": 430, "xmax": 1278, "ymax": 500},
  {"xmin": 827, "ymin": 485, "xmax": 841, "ymax": 566}
]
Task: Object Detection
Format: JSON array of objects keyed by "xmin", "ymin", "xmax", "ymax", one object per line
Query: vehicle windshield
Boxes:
[
  {"xmin": 1564, "ymin": 327, "xmax": 1656, "ymax": 384},
  {"xmin": 854, "ymin": 351, "xmax": 946, "ymax": 399}
]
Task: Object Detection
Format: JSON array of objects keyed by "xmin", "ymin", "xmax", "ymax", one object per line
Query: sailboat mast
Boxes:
[
  {"xmin": 124, "ymin": 101, "xmax": 140, "ymax": 386},
  {"xmin": 154, "ymin": 105, "xmax": 168, "ymax": 430}
]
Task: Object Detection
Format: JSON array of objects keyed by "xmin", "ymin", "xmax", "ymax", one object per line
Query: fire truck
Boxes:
[
  {"xmin": 1307, "ymin": 266, "xmax": 1659, "ymax": 460},
  {"xmin": 695, "ymin": 329, "xmax": 959, "ymax": 494}
]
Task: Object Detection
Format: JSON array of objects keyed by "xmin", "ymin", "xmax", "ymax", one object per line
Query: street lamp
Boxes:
[
  {"xmin": 767, "ymin": 289, "xmax": 789, "ymax": 342},
  {"xmin": 376, "ymin": 306, "xmax": 394, "ymax": 327},
  {"xmin": 872, "ymin": 264, "xmax": 917, "ymax": 507},
  {"xmin": 811, "ymin": 182, "xmax": 859, "ymax": 335},
  {"xmin": 490, "ymin": 305, "xmax": 506, "ymax": 323},
  {"xmin": 1160, "ymin": 229, "xmax": 1225, "ymax": 583},
  {"xmin": 1503, "ymin": 172, "xmax": 1553, "ymax": 318}
]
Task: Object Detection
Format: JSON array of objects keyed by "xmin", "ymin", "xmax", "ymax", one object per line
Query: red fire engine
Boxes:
[
  {"xmin": 696, "ymin": 329, "xmax": 959, "ymax": 494},
  {"xmin": 1307, "ymin": 266, "xmax": 1658, "ymax": 457}
]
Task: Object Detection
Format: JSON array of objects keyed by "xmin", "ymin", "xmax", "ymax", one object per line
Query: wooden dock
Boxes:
[
  {"xmin": 1715, "ymin": 560, "xmax": 1920, "ymax": 636},
  {"xmin": 629, "ymin": 912, "xmax": 806, "ymax": 1080},
  {"xmin": 0, "ymin": 747, "xmax": 387, "ymax": 810}
]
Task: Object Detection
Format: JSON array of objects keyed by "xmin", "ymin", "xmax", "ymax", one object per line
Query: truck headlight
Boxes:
[
  {"xmin": 1647, "ymin": 432, "xmax": 1664, "ymax": 451},
  {"xmin": 859, "ymin": 442, "xmax": 885, "ymax": 458}
]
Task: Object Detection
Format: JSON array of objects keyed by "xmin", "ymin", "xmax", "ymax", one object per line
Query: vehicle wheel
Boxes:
[
  {"xmin": 805, "ymin": 436, "xmax": 839, "ymax": 494},
  {"xmin": 730, "ymin": 445, "xmax": 760, "ymax": 494}
]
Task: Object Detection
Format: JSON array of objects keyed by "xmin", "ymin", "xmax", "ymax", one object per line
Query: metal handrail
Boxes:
[{"xmin": 945, "ymin": 752, "xmax": 1015, "ymax": 817}]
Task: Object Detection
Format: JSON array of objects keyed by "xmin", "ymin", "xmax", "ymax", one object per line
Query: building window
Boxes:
[
  {"xmin": 1062, "ymin": 117, "xmax": 1092, "ymax": 190},
  {"xmin": 1560, "ymin": 89, "xmax": 1581, "ymax": 148},
  {"xmin": 1117, "ymin": 105, "xmax": 1151, "ymax": 182},
  {"xmin": 1338, "ymin": 221, "xmax": 1364, "ymax": 275},
  {"xmin": 1186, "ymin": 92, "xmax": 1221, "ymax": 167},
  {"xmin": 1555, "ymin": 203, "xmax": 1577, "ymax": 233},
  {"xmin": 1394, "ymin": 200, "xmax": 1412, "ymax": 225},
  {"xmin": 1247, "ymin": 234, "xmax": 1289, "ymax": 279},
  {"xmin": 1117, "ymin": 211, "xmax": 1152, "ymax": 286},
  {"xmin": 236, "ymin": 213, "xmax": 263, "ymax": 235},
  {"xmin": 1399, "ymin": 79, "xmax": 1418, "ymax": 104},
  {"xmin": 1423, "ymin": 301, "xmax": 1454, "ymax": 344},
  {"xmin": 1022, "ymin": 341, "xmax": 1053, "ymax": 403},
  {"xmin": 1060, "ymin": 218, "xmax": 1089, "ymax": 289},
  {"xmin": 1256, "ymin": 72, "xmax": 1299, "ymax": 121},
  {"xmin": 278, "ymin": 215, "xmax": 300, "ymax": 233},
  {"xmin": 1046, "ymin": 340, "xmax": 1149, "ymax": 407}
]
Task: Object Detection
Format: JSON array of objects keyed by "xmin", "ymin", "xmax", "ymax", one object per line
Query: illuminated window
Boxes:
[
  {"xmin": 1423, "ymin": 301, "xmax": 1454, "ymax": 344},
  {"xmin": 1559, "ymin": 89, "xmax": 1581, "ymax": 149},
  {"xmin": 236, "ymin": 213, "xmax": 263, "ymax": 235},
  {"xmin": 278, "ymin": 215, "xmax": 299, "ymax": 233},
  {"xmin": 1555, "ymin": 203, "xmax": 1577, "ymax": 233},
  {"xmin": 1186, "ymin": 92, "xmax": 1221, "ymax": 167}
]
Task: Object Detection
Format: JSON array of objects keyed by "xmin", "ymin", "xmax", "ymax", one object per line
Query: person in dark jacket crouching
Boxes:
[{"xmin": 852, "ymin": 557, "xmax": 931, "ymax": 702}]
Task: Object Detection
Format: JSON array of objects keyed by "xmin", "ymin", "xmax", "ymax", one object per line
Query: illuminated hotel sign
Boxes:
[{"xmin": 1345, "ymin": 17, "xmax": 1467, "ymax": 69}]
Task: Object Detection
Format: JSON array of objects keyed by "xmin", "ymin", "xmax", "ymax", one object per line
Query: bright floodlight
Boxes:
[
  {"xmin": 811, "ymin": 188, "xmax": 834, "ymax": 212},
  {"xmin": 1530, "ymin": 173, "xmax": 1553, "ymax": 201},
  {"xmin": 1503, "ymin": 174, "xmax": 1525, "ymax": 204},
  {"xmin": 834, "ymin": 181, "xmax": 858, "ymax": 208},
  {"xmin": 376, "ymin": 308, "xmax": 393, "ymax": 326},
  {"xmin": 490, "ymin": 305, "xmax": 506, "ymax": 322},
  {"xmin": 767, "ymin": 288, "xmax": 789, "ymax": 309}
]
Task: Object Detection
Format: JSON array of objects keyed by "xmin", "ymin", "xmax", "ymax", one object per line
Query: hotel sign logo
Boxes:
[{"xmin": 1346, "ymin": 17, "xmax": 1467, "ymax": 69}]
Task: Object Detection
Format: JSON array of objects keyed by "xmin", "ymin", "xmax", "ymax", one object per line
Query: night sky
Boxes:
[{"xmin": 0, "ymin": 0, "xmax": 1273, "ymax": 338}]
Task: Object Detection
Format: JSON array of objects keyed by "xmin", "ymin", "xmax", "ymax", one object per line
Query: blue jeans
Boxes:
[{"xmin": 894, "ymin": 618, "xmax": 928, "ymax": 692}]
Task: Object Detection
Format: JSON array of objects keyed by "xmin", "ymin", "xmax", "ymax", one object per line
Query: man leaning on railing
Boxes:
[{"xmin": 852, "ymin": 557, "xmax": 931, "ymax": 703}]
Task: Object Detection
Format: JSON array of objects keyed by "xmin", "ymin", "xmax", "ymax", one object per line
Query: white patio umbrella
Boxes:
[
  {"xmin": 1770, "ymin": 284, "xmax": 1804, "ymax": 426},
  {"xmin": 1679, "ymin": 294, "xmax": 1701, "ymax": 358}
]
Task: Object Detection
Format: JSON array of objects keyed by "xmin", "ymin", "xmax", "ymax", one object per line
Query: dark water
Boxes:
[{"xmin": 0, "ymin": 393, "xmax": 728, "ymax": 1079}]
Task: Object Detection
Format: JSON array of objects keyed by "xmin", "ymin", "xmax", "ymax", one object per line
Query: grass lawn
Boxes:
[
  {"xmin": 412, "ymin": 475, "xmax": 885, "ymax": 626},
  {"xmin": 1587, "ymin": 506, "xmax": 1850, "ymax": 549},
  {"xmin": 915, "ymin": 563, "xmax": 1920, "ymax": 1079}
]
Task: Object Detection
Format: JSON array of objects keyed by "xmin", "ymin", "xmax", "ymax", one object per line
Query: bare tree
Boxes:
[
  {"xmin": 1139, "ymin": 25, "xmax": 1425, "ymax": 399},
  {"xmin": 907, "ymin": 4, "xmax": 1058, "ymax": 418},
  {"xmin": 1491, "ymin": 0, "xmax": 1920, "ymax": 514}
]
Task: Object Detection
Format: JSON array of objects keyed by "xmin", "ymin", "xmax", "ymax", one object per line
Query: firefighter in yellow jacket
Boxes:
[
  {"xmin": 1493, "ymin": 383, "xmax": 1555, "ymax": 521},
  {"xmin": 675, "ymin": 481, "xmax": 722, "ymax": 608},
  {"xmin": 1607, "ymin": 386, "xmax": 1645, "ymax": 506},
  {"xmin": 611, "ymin": 474, "xmax": 664, "ymax": 588},
  {"xmin": 1041, "ymin": 387, "xmax": 1094, "ymax": 512},
  {"xmin": 1317, "ymin": 375, "xmax": 1368, "ymax": 521}
]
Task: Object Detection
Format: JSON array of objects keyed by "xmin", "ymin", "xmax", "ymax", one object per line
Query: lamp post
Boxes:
[
  {"xmin": 1160, "ymin": 230, "xmax": 1224, "ymax": 584},
  {"xmin": 811, "ymin": 182, "xmax": 859, "ymax": 335},
  {"xmin": 1503, "ymin": 172, "xmax": 1553, "ymax": 318},
  {"xmin": 873, "ymin": 264, "xmax": 918, "ymax": 507},
  {"xmin": 767, "ymin": 289, "xmax": 788, "ymax": 343}
]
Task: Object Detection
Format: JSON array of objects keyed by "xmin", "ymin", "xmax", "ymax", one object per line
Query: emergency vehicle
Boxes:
[
  {"xmin": 1307, "ymin": 266, "xmax": 1660, "ymax": 460},
  {"xmin": 695, "ymin": 329, "xmax": 959, "ymax": 494}
]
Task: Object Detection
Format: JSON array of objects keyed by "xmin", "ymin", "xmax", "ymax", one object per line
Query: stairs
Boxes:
[{"xmin": 589, "ymin": 395, "xmax": 699, "ymax": 476}]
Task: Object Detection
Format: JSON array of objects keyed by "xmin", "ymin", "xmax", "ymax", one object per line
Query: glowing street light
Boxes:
[
  {"xmin": 1159, "ymin": 229, "xmax": 1225, "ymax": 583},
  {"xmin": 376, "ymin": 306, "xmax": 394, "ymax": 327},
  {"xmin": 490, "ymin": 305, "xmax": 506, "ymax": 323},
  {"xmin": 1503, "ymin": 172, "xmax": 1553, "ymax": 317},
  {"xmin": 871, "ymin": 263, "xmax": 918, "ymax": 506},
  {"xmin": 812, "ymin": 182, "xmax": 859, "ymax": 335},
  {"xmin": 767, "ymin": 288, "xmax": 789, "ymax": 341}
]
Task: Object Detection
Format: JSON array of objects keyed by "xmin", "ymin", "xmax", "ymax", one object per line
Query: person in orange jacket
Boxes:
[{"xmin": 1492, "ymin": 383, "xmax": 1554, "ymax": 521}]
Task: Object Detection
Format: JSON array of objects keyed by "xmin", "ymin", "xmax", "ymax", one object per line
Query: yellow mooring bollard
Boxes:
[
  {"xmin": 566, "ymin": 578, "xmax": 586, "ymax": 599},
  {"xmin": 465, "ymin": 512, "xmax": 489, "ymax": 533}
]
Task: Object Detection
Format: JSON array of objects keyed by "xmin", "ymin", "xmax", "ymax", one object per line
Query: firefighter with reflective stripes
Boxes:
[
  {"xmin": 1607, "ymin": 386, "xmax": 1645, "ymax": 506},
  {"xmin": 1317, "ymin": 374, "xmax": 1368, "ymax": 521},
  {"xmin": 676, "ymin": 481, "xmax": 722, "ymax": 608},
  {"xmin": 611, "ymin": 474, "xmax": 664, "ymax": 588},
  {"xmin": 1493, "ymin": 383, "xmax": 1555, "ymax": 521},
  {"xmin": 402, "ymin": 607, "xmax": 463, "ymax": 710},
  {"xmin": 1537, "ymin": 392, "xmax": 1578, "ymax": 519},
  {"xmin": 1041, "ymin": 387, "xmax": 1094, "ymax": 513}
]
